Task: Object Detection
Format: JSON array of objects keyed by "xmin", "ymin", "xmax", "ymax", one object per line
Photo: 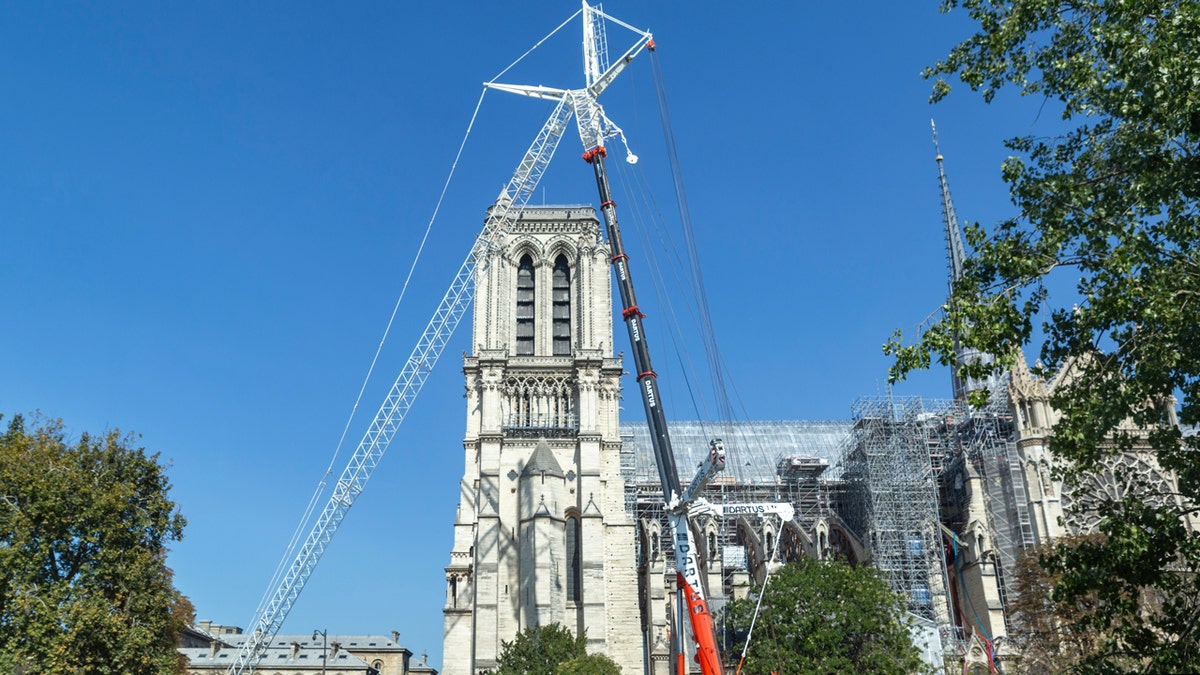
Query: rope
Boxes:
[
  {"xmin": 486, "ymin": 8, "xmax": 582, "ymax": 85},
  {"xmin": 649, "ymin": 49, "xmax": 735, "ymax": 427},
  {"xmin": 611, "ymin": 67, "xmax": 726, "ymax": 438},
  {"xmin": 612, "ymin": 158, "xmax": 712, "ymax": 425},
  {"xmin": 953, "ymin": 532, "xmax": 1001, "ymax": 674}
]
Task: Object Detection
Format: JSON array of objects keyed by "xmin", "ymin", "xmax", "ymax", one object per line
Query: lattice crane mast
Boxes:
[
  {"xmin": 488, "ymin": 5, "xmax": 726, "ymax": 672},
  {"xmin": 224, "ymin": 95, "xmax": 577, "ymax": 675}
]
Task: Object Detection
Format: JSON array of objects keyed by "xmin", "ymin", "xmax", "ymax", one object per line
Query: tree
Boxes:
[
  {"xmin": 487, "ymin": 623, "xmax": 614, "ymax": 675},
  {"xmin": 559, "ymin": 653, "xmax": 622, "ymax": 675},
  {"xmin": 725, "ymin": 558, "xmax": 926, "ymax": 675},
  {"xmin": 886, "ymin": 1, "xmax": 1200, "ymax": 672},
  {"xmin": 0, "ymin": 414, "xmax": 189, "ymax": 674}
]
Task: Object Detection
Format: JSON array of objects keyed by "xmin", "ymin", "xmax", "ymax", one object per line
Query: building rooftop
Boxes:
[
  {"xmin": 620, "ymin": 419, "xmax": 854, "ymax": 484},
  {"xmin": 179, "ymin": 644, "xmax": 370, "ymax": 669}
]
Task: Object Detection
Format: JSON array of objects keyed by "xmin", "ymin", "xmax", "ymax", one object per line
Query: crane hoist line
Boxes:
[{"xmin": 226, "ymin": 4, "xmax": 731, "ymax": 674}]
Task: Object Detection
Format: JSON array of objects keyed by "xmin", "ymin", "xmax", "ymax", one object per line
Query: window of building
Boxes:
[
  {"xmin": 516, "ymin": 254, "xmax": 535, "ymax": 355},
  {"xmin": 552, "ymin": 255, "xmax": 571, "ymax": 355},
  {"xmin": 566, "ymin": 515, "xmax": 582, "ymax": 602}
]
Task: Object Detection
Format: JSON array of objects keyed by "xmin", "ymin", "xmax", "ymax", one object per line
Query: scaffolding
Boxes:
[
  {"xmin": 938, "ymin": 376, "xmax": 1032, "ymax": 623},
  {"xmin": 620, "ymin": 420, "xmax": 852, "ymax": 669},
  {"xmin": 619, "ymin": 409, "xmax": 1039, "ymax": 666},
  {"xmin": 622, "ymin": 420, "xmax": 850, "ymax": 566},
  {"xmin": 835, "ymin": 396, "xmax": 952, "ymax": 628}
]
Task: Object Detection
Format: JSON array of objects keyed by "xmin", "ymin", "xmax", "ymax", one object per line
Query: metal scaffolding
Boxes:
[
  {"xmin": 620, "ymin": 420, "xmax": 852, "ymax": 666},
  {"xmin": 618, "ymin": 405, "xmax": 1039, "ymax": 664},
  {"xmin": 937, "ymin": 377, "xmax": 1032, "ymax": 622},
  {"xmin": 835, "ymin": 396, "xmax": 952, "ymax": 627},
  {"xmin": 622, "ymin": 419, "xmax": 851, "ymax": 568}
]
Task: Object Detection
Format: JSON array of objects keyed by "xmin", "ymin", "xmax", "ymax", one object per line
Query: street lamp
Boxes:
[{"xmin": 312, "ymin": 629, "xmax": 327, "ymax": 675}]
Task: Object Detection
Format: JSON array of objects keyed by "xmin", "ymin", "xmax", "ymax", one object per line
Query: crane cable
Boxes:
[
  {"xmin": 641, "ymin": 45, "xmax": 787, "ymax": 509},
  {"xmin": 613, "ymin": 158, "xmax": 713, "ymax": 425},
  {"xmin": 648, "ymin": 48, "xmax": 735, "ymax": 428},
  {"xmin": 643, "ymin": 46, "xmax": 779, "ymax": 470},
  {"xmin": 641, "ymin": 44, "xmax": 802, "ymax": 672},
  {"xmin": 253, "ymin": 85, "xmax": 491, "ymax": 621}
]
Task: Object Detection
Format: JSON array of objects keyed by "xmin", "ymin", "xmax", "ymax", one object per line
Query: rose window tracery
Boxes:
[{"xmin": 1060, "ymin": 452, "xmax": 1175, "ymax": 534}]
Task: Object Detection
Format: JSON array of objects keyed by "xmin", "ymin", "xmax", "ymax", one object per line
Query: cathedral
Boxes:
[
  {"xmin": 441, "ymin": 149, "xmax": 1194, "ymax": 673},
  {"xmin": 441, "ymin": 202, "xmax": 642, "ymax": 673}
]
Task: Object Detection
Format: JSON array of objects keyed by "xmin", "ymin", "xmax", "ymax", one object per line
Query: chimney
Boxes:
[
  {"xmin": 209, "ymin": 641, "xmax": 220, "ymax": 658},
  {"xmin": 330, "ymin": 641, "xmax": 341, "ymax": 659},
  {"xmin": 198, "ymin": 620, "xmax": 212, "ymax": 633},
  {"xmin": 290, "ymin": 641, "xmax": 301, "ymax": 659},
  {"xmin": 421, "ymin": 653, "xmax": 428, "ymax": 666},
  {"xmin": 391, "ymin": 630, "xmax": 400, "ymax": 644}
]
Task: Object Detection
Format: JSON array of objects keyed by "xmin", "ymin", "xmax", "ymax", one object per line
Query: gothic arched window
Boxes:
[
  {"xmin": 552, "ymin": 255, "xmax": 571, "ymax": 355},
  {"xmin": 566, "ymin": 514, "xmax": 582, "ymax": 603},
  {"xmin": 516, "ymin": 254, "xmax": 535, "ymax": 355}
]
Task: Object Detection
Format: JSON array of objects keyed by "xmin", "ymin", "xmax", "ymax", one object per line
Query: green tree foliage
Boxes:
[
  {"xmin": 559, "ymin": 653, "xmax": 622, "ymax": 675},
  {"xmin": 487, "ymin": 623, "xmax": 610, "ymax": 675},
  {"xmin": 725, "ymin": 558, "xmax": 925, "ymax": 675},
  {"xmin": 886, "ymin": 1, "xmax": 1200, "ymax": 672},
  {"xmin": 0, "ymin": 414, "xmax": 189, "ymax": 674}
]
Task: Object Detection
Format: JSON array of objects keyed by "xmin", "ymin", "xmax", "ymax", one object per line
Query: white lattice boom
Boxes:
[{"xmin": 225, "ymin": 97, "xmax": 575, "ymax": 675}]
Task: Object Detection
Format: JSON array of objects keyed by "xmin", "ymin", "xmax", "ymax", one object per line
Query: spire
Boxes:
[
  {"xmin": 932, "ymin": 120, "xmax": 997, "ymax": 403},
  {"xmin": 933, "ymin": 120, "xmax": 967, "ymax": 284}
]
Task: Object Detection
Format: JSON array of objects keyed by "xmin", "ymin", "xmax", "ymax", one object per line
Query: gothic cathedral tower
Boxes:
[{"xmin": 443, "ymin": 201, "xmax": 643, "ymax": 674}]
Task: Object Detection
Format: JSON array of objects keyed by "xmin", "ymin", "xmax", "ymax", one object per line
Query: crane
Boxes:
[
  {"xmin": 587, "ymin": 124, "xmax": 727, "ymax": 675},
  {"xmin": 687, "ymin": 499, "xmax": 797, "ymax": 675},
  {"xmin": 226, "ymin": 5, "xmax": 654, "ymax": 673}
]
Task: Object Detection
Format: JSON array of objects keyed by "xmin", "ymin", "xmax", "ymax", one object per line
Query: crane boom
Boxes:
[
  {"xmin": 586, "ymin": 147, "xmax": 725, "ymax": 675},
  {"xmin": 225, "ymin": 97, "xmax": 574, "ymax": 675},
  {"xmin": 573, "ymin": 5, "xmax": 724, "ymax": 671}
]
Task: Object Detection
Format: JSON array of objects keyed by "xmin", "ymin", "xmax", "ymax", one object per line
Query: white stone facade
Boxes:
[{"xmin": 442, "ymin": 204, "xmax": 643, "ymax": 674}]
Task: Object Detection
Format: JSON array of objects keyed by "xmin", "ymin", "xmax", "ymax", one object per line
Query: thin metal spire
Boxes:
[
  {"xmin": 933, "ymin": 119, "xmax": 967, "ymax": 284},
  {"xmin": 933, "ymin": 120, "xmax": 997, "ymax": 403}
]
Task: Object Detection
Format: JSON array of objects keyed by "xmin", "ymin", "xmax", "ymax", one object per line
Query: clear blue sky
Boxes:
[{"xmin": 1, "ymin": 2, "xmax": 1055, "ymax": 670}]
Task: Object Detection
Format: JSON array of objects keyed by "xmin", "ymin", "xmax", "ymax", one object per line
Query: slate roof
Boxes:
[{"xmin": 522, "ymin": 438, "xmax": 565, "ymax": 478}]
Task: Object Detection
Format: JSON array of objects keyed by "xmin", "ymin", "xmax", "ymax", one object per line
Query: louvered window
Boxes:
[
  {"xmin": 516, "ymin": 255, "xmax": 535, "ymax": 355},
  {"xmin": 566, "ymin": 515, "xmax": 582, "ymax": 602},
  {"xmin": 552, "ymin": 255, "xmax": 571, "ymax": 355}
]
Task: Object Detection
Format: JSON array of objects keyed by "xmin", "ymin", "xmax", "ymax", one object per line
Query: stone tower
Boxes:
[{"xmin": 443, "ymin": 202, "xmax": 643, "ymax": 674}]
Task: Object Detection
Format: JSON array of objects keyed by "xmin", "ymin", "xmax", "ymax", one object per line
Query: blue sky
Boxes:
[{"xmin": 1, "ymin": 2, "xmax": 1057, "ymax": 670}]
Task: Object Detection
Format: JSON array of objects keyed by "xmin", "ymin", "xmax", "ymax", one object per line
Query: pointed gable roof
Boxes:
[{"xmin": 522, "ymin": 439, "xmax": 564, "ymax": 478}]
